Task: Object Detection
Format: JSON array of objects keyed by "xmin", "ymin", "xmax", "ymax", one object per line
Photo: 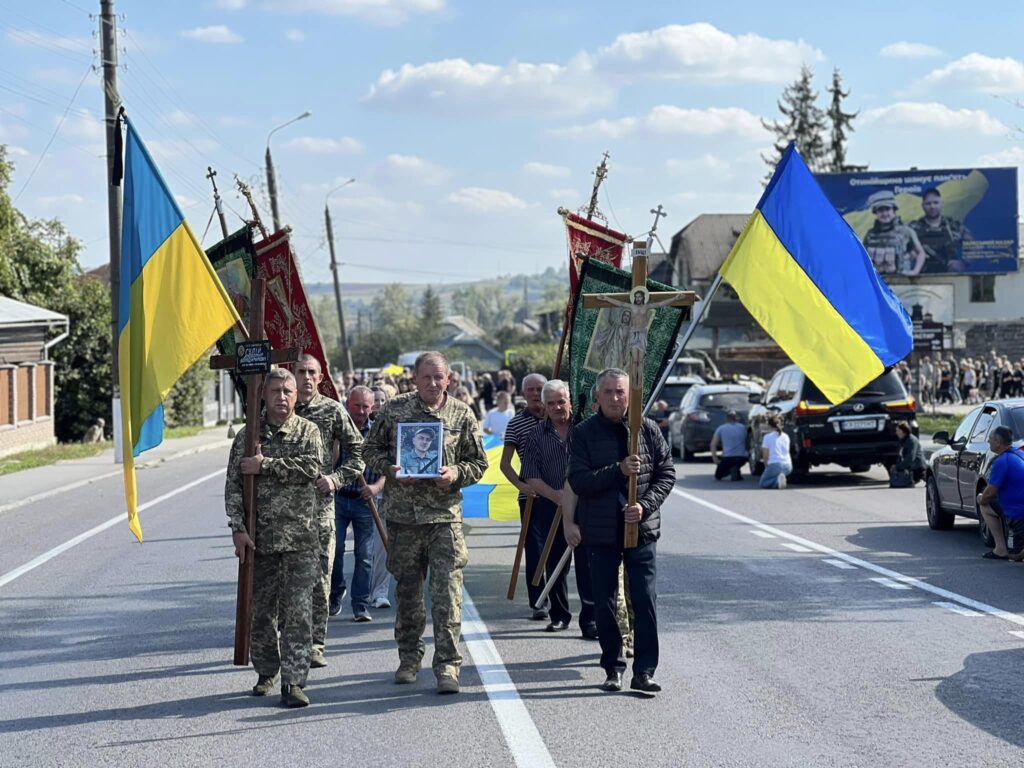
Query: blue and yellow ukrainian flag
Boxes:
[
  {"xmin": 462, "ymin": 434, "xmax": 520, "ymax": 521},
  {"xmin": 721, "ymin": 144, "xmax": 912, "ymax": 404},
  {"xmin": 119, "ymin": 120, "xmax": 241, "ymax": 541}
]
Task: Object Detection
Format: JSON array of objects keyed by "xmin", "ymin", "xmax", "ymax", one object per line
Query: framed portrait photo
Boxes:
[{"xmin": 396, "ymin": 422, "xmax": 443, "ymax": 478}]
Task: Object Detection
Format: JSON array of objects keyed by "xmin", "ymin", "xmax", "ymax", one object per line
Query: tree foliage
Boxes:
[
  {"xmin": 826, "ymin": 67, "xmax": 866, "ymax": 173},
  {"xmin": 0, "ymin": 147, "xmax": 113, "ymax": 441},
  {"xmin": 762, "ymin": 65, "xmax": 828, "ymax": 175}
]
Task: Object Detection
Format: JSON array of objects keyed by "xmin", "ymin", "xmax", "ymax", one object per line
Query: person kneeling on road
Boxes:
[
  {"xmin": 711, "ymin": 410, "xmax": 748, "ymax": 481},
  {"xmin": 759, "ymin": 416, "xmax": 792, "ymax": 490},
  {"xmin": 976, "ymin": 425, "xmax": 1024, "ymax": 561},
  {"xmin": 889, "ymin": 421, "xmax": 926, "ymax": 488}
]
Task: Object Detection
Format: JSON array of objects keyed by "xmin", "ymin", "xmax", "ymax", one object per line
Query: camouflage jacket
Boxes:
[
  {"xmin": 295, "ymin": 392, "xmax": 364, "ymax": 516},
  {"xmin": 363, "ymin": 391, "xmax": 488, "ymax": 524},
  {"xmin": 225, "ymin": 412, "xmax": 325, "ymax": 554}
]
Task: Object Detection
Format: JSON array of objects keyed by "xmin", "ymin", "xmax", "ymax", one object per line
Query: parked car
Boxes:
[
  {"xmin": 925, "ymin": 399, "xmax": 1024, "ymax": 546},
  {"xmin": 668, "ymin": 382, "xmax": 758, "ymax": 460},
  {"xmin": 746, "ymin": 365, "xmax": 917, "ymax": 477},
  {"xmin": 659, "ymin": 375, "xmax": 705, "ymax": 410}
]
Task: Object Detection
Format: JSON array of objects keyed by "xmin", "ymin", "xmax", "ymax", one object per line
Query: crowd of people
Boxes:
[
  {"xmin": 225, "ymin": 354, "xmax": 673, "ymax": 706},
  {"xmin": 912, "ymin": 351, "xmax": 1024, "ymax": 406}
]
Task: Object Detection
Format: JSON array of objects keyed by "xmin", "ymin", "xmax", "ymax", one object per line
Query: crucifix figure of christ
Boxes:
[
  {"xmin": 582, "ymin": 253, "xmax": 697, "ymax": 548},
  {"xmin": 209, "ymin": 276, "xmax": 301, "ymax": 665}
]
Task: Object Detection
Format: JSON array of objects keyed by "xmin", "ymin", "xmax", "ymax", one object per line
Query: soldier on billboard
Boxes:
[
  {"xmin": 862, "ymin": 190, "xmax": 926, "ymax": 276},
  {"xmin": 911, "ymin": 188, "xmax": 972, "ymax": 274}
]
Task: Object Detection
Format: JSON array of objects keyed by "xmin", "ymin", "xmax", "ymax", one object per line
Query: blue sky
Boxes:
[{"xmin": 1, "ymin": 0, "xmax": 1023, "ymax": 285}]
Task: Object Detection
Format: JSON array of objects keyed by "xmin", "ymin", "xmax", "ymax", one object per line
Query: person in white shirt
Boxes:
[
  {"xmin": 759, "ymin": 415, "xmax": 792, "ymax": 489},
  {"xmin": 482, "ymin": 391, "xmax": 516, "ymax": 439}
]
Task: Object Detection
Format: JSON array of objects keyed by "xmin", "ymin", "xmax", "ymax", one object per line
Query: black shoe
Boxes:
[
  {"xmin": 630, "ymin": 674, "xmax": 662, "ymax": 696},
  {"xmin": 328, "ymin": 596, "xmax": 342, "ymax": 617},
  {"xmin": 530, "ymin": 608, "xmax": 549, "ymax": 621},
  {"xmin": 580, "ymin": 623, "xmax": 599, "ymax": 640},
  {"xmin": 600, "ymin": 671, "xmax": 623, "ymax": 692},
  {"xmin": 731, "ymin": 473, "xmax": 743, "ymax": 481},
  {"xmin": 545, "ymin": 619, "xmax": 570, "ymax": 632},
  {"xmin": 982, "ymin": 551, "xmax": 1009, "ymax": 560}
]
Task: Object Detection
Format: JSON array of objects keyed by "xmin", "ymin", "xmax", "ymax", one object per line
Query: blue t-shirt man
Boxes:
[{"xmin": 988, "ymin": 445, "xmax": 1024, "ymax": 520}]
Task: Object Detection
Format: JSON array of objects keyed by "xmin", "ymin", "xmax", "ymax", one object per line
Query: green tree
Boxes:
[
  {"xmin": 417, "ymin": 284, "xmax": 443, "ymax": 346},
  {"xmin": 0, "ymin": 147, "xmax": 113, "ymax": 441},
  {"xmin": 762, "ymin": 64, "xmax": 828, "ymax": 176},
  {"xmin": 164, "ymin": 358, "xmax": 213, "ymax": 428},
  {"xmin": 826, "ymin": 67, "xmax": 866, "ymax": 173}
]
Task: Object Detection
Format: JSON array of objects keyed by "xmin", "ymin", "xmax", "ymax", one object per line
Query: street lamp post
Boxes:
[
  {"xmin": 265, "ymin": 110, "xmax": 311, "ymax": 232},
  {"xmin": 325, "ymin": 178, "xmax": 356, "ymax": 374}
]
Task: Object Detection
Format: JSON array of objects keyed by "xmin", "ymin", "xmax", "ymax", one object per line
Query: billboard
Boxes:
[{"xmin": 815, "ymin": 167, "xmax": 1018, "ymax": 276}]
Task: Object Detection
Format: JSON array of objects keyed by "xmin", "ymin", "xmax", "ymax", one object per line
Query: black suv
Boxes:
[{"xmin": 747, "ymin": 365, "xmax": 917, "ymax": 476}]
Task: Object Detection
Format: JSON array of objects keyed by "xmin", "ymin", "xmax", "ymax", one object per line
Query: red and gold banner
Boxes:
[
  {"xmin": 254, "ymin": 231, "xmax": 339, "ymax": 401},
  {"xmin": 562, "ymin": 211, "xmax": 628, "ymax": 294}
]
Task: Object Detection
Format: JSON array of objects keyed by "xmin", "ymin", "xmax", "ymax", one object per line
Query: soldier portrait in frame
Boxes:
[{"xmin": 396, "ymin": 422, "xmax": 443, "ymax": 478}]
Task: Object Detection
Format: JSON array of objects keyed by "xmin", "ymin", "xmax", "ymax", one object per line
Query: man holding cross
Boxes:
[
  {"xmin": 226, "ymin": 367, "xmax": 325, "ymax": 708},
  {"xmin": 567, "ymin": 368, "xmax": 674, "ymax": 696}
]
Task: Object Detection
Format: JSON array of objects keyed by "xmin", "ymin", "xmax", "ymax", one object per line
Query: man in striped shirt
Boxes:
[
  {"xmin": 523, "ymin": 379, "xmax": 596, "ymax": 636},
  {"xmin": 500, "ymin": 372, "xmax": 548, "ymax": 618}
]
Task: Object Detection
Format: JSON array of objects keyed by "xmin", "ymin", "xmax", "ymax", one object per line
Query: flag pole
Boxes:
[{"xmin": 642, "ymin": 272, "xmax": 723, "ymax": 416}]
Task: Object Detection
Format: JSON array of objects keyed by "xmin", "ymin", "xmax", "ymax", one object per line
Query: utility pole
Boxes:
[
  {"xmin": 206, "ymin": 166, "xmax": 229, "ymax": 239},
  {"xmin": 324, "ymin": 204, "xmax": 354, "ymax": 373},
  {"xmin": 100, "ymin": 0, "xmax": 122, "ymax": 456}
]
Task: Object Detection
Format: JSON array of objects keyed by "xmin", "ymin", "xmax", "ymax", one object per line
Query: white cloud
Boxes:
[
  {"xmin": 147, "ymin": 138, "xmax": 219, "ymax": 161},
  {"xmin": 861, "ymin": 102, "xmax": 1007, "ymax": 136},
  {"xmin": 285, "ymin": 29, "xmax": 305, "ymax": 42},
  {"xmin": 595, "ymin": 23, "xmax": 823, "ymax": 83},
  {"xmin": 666, "ymin": 154, "xmax": 734, "ymax": 181},
  {"xmin": 6, "ymin": 146, "xmax": 30, "ymax": 157},
  {"xmin": 553, "ymin": 106, "xmax": 766, "ymax": 141},
  {"xmin": 380, "ymin": 153, "xmax": 449, "ymax": 185},
  {"xmin": 977, "ymin": 147, "xmax": 1024, "ymax": 166},
  {"xmin": 62, "ymin": 111, "xmax": 105, "ymax": 141},
  {"xmin": 919, "ymin": 54, "xmax": 1024, "ymax": 95},
  {"xmin": 260, "ymin": 0, "xmax": 445, "ymax": 25},
  {"xmin": 446, "ymin": 187, "xmax": 529, "ymax": 212},
  {"xmin": 181, "ymin": 25, "xmax": 244, "ymax": 44},
  {"xmin": 523, "ymin": 162, "xmax": 571, "ymax": 178},
  {"xmin": 548, "ymin": 187, "xmax": 581, "ymax": 201},
  {"xmin": 37, "ymin": 193, "xmax": 84, "ymax": 207},
  {"xmin": 879, "ymin": 41, "xmax": 944, "ymax": 59},
  {"xmin": 164, "ymin": 109, "xmax": 197, "ymax": 127},
  {"xmin": 285, "ymin": 136, "xmax": 365, "ymax": 154},
  {"xmin": 364, "ymin": 57, "xmax": 609, "ymax": 116},
  {"xmin": 174, "ymin": 194, "xmax": 200, "ymax": 209}
]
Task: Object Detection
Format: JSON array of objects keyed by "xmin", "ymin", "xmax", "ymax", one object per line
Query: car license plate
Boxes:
[{"xmin": 843, "ymin": 419, "xmax": 877, "ymax": 431}]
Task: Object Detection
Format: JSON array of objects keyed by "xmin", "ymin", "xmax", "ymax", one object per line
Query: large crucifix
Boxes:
[
  {"xmin": 582, "ymin": 223, "xmax": 698, "ymax": 548},
  {"xmin": 209, "ymin": 265, "xmax": 300, "ymax": 665}
]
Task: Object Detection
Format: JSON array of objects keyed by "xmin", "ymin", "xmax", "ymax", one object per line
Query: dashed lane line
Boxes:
[
  {"xmin": 0, "ymin": 469, "xmax": 226, "ymax": 589},
  {"xmin": 781, "ymin": 542, "xmax": 814, "ymax": 553},
  {"xmin": 933, "ymin": 601, "xmax": 983, "ymax": 617},
  {"xmin": 750, "ymin": 530, "xmax": 776, "ymax": 539},
  {"xmin": 672, "ymin": 487, "xmax": 1024, "ymax": 630},
  {"xmin": 871, "ymin": 577, "xmax": 913, "ymax": 590},
  {"xmin": 823, "ymin": 558, "xmax": 858, "ymax": 570}
]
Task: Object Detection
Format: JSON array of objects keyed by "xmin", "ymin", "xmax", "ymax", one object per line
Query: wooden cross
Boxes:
[
  {"xmin": 209, "ymin": 276, "xmax": 300, "ymax": 665},
  {"xmin": 582, "ymin": 253, "xmax": 697, "ymax": 548}
]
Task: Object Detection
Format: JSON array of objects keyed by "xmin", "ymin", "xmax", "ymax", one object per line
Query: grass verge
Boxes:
[
  {"xmin": 0, "ymin": 442, "xmax": 109, "ymax": 477},
  {"xmin": 918, "ymin": 414, "xmax": 962, "ymax": 437}
]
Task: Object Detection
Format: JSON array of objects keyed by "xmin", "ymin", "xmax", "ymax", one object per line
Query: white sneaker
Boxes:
[
  {"xmin": 371, "ymin": 596, "xmax": 391, "ymax": 609},
  {"xmin": 777, "ymin": 474, "xmax": 787, "ymax": 489}
]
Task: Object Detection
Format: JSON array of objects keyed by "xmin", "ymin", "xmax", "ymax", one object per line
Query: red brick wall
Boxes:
[{"xmin": 16, "ymin": 366, "xmax": 30, "ymax": 422}]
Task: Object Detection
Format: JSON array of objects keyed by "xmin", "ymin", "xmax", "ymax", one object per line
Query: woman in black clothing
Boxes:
[{"xmin": 890, "ymin": 421, "xmax": 926, "ymax": 487}]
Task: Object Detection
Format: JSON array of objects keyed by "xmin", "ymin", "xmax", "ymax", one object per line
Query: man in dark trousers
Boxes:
[{"xmin": 567, "ymin": 367, "xmax": 675, "ymax": 696}]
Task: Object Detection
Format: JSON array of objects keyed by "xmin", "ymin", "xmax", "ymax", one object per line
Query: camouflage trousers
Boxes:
[
  {"xmin": 616, "ymin": 563, "xmax": 634, "ymax": 653},
  {"xmin": 251, "ymin": 550, "xmax": 319, "ymax": 687},
  {"xmin": 387, "ymin": 521, "xmax": 469, "ymax": 678},
  {"xmin": 310, "ymin": 514, "xmax": 336, "ymax": 657}
]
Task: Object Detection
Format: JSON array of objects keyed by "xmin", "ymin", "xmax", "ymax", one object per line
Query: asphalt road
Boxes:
[{"xmin": 2, "ymin": 447, "xmax": 1024, "ymax": 767}]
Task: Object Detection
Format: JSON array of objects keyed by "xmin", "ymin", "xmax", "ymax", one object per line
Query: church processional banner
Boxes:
[
  {"xmin": 567, "ymin": 259, "xmax": 688, "ymax": 423},
  {"xmin": 562, "ymin": 211, "xmax": 629, "ymax": 294},
  {"xmin": 206, "ymin": 227, "xmax": 339, "ymax": 404}
]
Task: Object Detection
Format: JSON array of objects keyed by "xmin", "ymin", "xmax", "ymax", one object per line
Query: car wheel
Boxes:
[
  {"xmin": 748, "ymin": 434, "xmax": 764, "ymax": 476},
  {"xmin": 975, "ymin": 485, "xmax": 996, "ymax": 546},
  {"xmin": 790, "ymin": 456, "xmax": 811, "ymax": 481},
  {"xmin": 926, "ymin": 476, "xmax": 955, "ymax": 531},
  {"xmin": 669, "ymin": 433, "xmax": 680, "ymax": 458},
  {"xmin": 849, "ymin": 464, "xmax": 871, "ymax": 473}
]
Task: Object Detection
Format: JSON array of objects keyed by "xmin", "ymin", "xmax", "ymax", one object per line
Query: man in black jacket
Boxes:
[{"xmin": 566, "ymin": 367, "xmax": 675, "ymax": 695}]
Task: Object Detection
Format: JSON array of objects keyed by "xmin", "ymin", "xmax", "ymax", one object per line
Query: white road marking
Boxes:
[
  {"xmin": 823, "ymin": 558, "xmax": 858, "ymax": 570},
  {"xmin": 1009, "ymin": 631, "xmax": 1024, "ymax": 640},
  {"xmin": 871, "ymin": 577, "xmax": 912, "ymax": 590},
  {"xmin": 0, "ymin": 469, "xmax": 226, "ymax": 589},
  {"xmin": 933, "ymin": 601, "xmax": 983, "ymax": 617},
  {"xmin": 781, "ymin": 542, "xmax": 813, "ymax": 553},
  {"xmin": 672, "ymin": 488, "xmax": 1024, "ymax": 629},
  {"xmin": 462, "ymin": 591, "xmax": 556, "ymax": 768},
  {"xmin": 750, "ymin": 530, "xmax": 776, "ymax": 539}
]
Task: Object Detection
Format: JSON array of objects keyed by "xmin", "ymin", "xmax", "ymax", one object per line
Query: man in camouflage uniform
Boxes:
[
  {"xmin": 862, "ymin": 190, "xmax": 926, "ymax": 276},
  {"xmin": 911, "ymin": 187, "xmax": 972, "ymax": 274},
  {"xmin": 293, "ymin": 353, "xmax": 364, "ymax": 668},
  {"xmin": 363, "ymin": 351, "xmax": 488, "ymax": 695},
  {"xmin": 226, "ymin": 368, "xmax": 324, "ymax": 708}
]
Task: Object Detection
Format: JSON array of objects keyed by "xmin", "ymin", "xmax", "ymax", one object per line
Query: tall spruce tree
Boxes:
[
  {"xmin": 418, "ymin": 284, "xmax": 443, "ymax": 345},
  {"xmin": 761, "ymin": 64, "xmax": 828, "ymax": 177},
  {"xmin": 826, "ymin": 67, "xmax": 865, "ymax": 172}
]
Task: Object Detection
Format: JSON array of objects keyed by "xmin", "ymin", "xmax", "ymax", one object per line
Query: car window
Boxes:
[
  {"xmin": 700, "ymin": 392, "xmax": 751, "ymax": 410},
  {"xmin": 952, "ymin": 406, "xmax": 983, "ymax": 444},
  {"xmin": 1010, "ymin": 407, "xmax": 1024, "ymax": 440},
  {"xmin": 660, "ymin": 383, "xmax": 690, "ymax": 408},
  {"xmin": 969, "ymin": 409, "xmax": 997, "ymax": 443},
  {"xmin": 765, "ymin": 373, "xmax": 784, "ymax": 402},
  {"xmin": 802, "ymin": 370, "xmax": 906, "ymax": 404},
  {"xmin": 776, "ymin": 372, "xmax": 800, "ymax": 401}
]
